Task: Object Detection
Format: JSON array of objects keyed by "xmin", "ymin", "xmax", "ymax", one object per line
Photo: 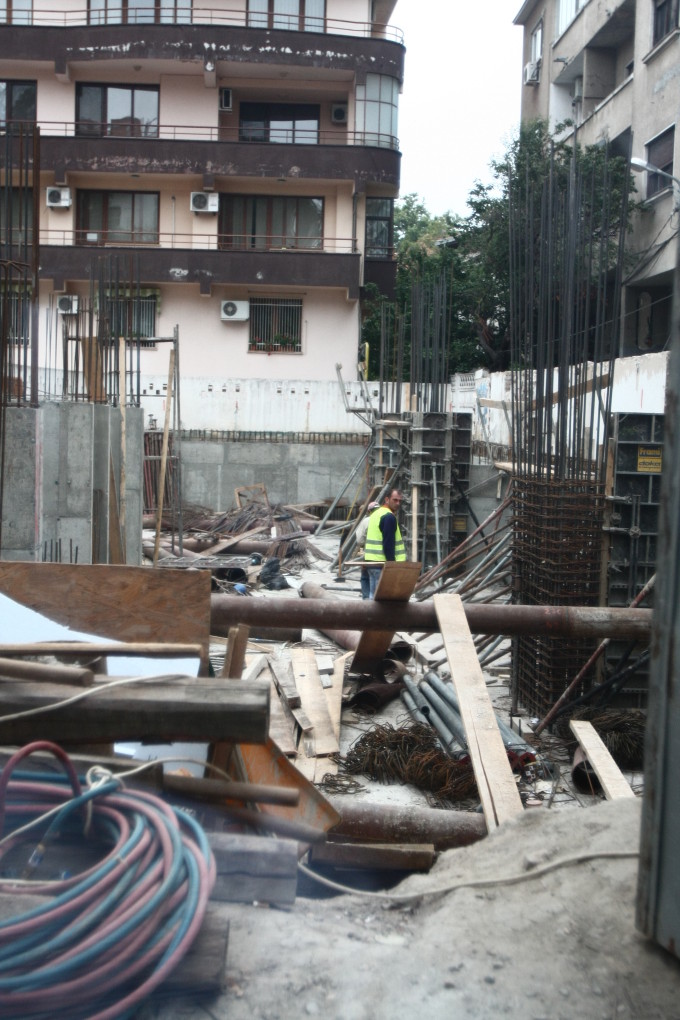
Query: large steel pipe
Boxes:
[
  {"xmin": 210, "ymin": 592, "xmax": 652, "ymax": 640},
  {"xmin": 326, "ymin": 799, "xmax": 487, "ymax": 850}
]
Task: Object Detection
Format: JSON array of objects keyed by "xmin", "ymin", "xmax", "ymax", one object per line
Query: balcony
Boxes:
[
  {"xmin": 37, "ymin": 237, "xmax": 362, "ymax": 297},
  {"xmin": 38, "ymin": 126, "xmax": 401, "ymax": 188},
  {"xmin": 0, "ymin": 10, "xmax": 405, "ymax": 82}
]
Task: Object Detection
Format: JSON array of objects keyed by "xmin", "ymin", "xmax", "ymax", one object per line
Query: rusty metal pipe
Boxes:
[
  {"xmin": 326, "ymin": 799, "xmax": 487, "ymax": 850},
  {"xmin": 210, "ymin": 591, "xmax": 651, "ymax": 641}
]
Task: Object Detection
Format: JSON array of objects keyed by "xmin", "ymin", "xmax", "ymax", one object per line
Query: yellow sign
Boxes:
[{"xmin": 637, "ymin": 446, "xmax": 662, "ymax": 473}]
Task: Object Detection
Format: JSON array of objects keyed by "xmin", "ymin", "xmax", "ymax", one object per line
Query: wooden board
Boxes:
[
  {"xmin": 267, "ymin": 675, "xmax": 297, "ymax": 755},
  {"xmin": 434, "ymin": 593, "xmax": 523, "ymax": 831},
  {"xmin": 569, "ymin": 720, "xmax": 636, "ymax": 800},
  {"xmin": 291, "ymin": 647, "xmax": 339, "ymax": 757},
  {"xmin": 209, "ymin": 832, "xmax": 298, "ymax": 906},
  {"xmin": 0, "ymin": 676, "xmax": 269, "ymax": 747},
  {"xmin": 350, "ymin": 561, "xmax": 422, "ymax": 674},
  {"xmin": 0, "ymin": 563, "xmax": 212, "ymax": 674}
]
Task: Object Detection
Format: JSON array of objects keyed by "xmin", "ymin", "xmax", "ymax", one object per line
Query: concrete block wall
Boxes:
[{"xmin": 180, "ymin": 437, "xmax": 368, "ymax": 512}]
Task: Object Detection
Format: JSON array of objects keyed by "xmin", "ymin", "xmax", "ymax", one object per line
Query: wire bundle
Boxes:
[{"xmin": 0, "ymin": 741, "xmax": 216, "ymax": 1020}]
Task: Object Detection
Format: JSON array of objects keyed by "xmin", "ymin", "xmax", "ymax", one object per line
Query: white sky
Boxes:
[{"xmin": 391, "ymin": 0, "xmax": 524, "ymax": 218}]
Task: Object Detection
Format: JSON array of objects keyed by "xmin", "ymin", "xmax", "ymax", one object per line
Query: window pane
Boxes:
[
  {"xmin": 10, "ymin": 82, "xmax": 36, "ymax": 122},
  {"xmin": 271, "ymin": 197, "xmax": 285, "ymax": 247},
  {"xmin": 133, "ymin": 88, "xmax": 159, "ymax": 137},
  {"xmin": 108, "ymin": 87, "xmax": 134, "ymax": 135},
  {"xmin": 135, "ymin": 193, "xmax": 159, "ymax": 241},
  {"xmin": 77, "ymin": 85, "xmax": 103, "ymax": 135},
  {"xmin": 247, "ymin": 0, "xmax": 268, "ymax": 28},
  {"xmin": 366, "ymin": 75, "xmax": 380, "ymax": 100},
  {"xmin": 175, "ymin": 0, "xmax": 191, "ymax": 23},
  {"xmin": 297, "ymin": 197, "xmax": 322, "ymax": 247},
  {"xmin": 367, "ymin": 198, "xmax": 391, "ymax": 217},
  {"xmin": 304, "ymin": 0, "xmax": 324, "ymax": 30},
  {"xmin": 273, "ymin": 0, "xmax": 298, "ymax": 30},
  {"xmin": 295, "ymin": 117, "xmax": 317, "ymax": 143},
  {"xmin": 128, "ymin": 0, "xmax": 155, "ymax": 23},
  {"xmin": 108, "ymin": 193, "xmax": 133, "ymax": 240},
  {"xmin": 270, "ymin": 118, "xmax": 294, "ymax": 143},
  {"xmin": 0, "ymin": 83, "xmax": 6, "ymax": 122}
]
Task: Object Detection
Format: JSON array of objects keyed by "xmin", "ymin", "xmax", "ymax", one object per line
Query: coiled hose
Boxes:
[{"xmin": 0, "ymin": 741, "xmax": 216, "ymax": 1019}]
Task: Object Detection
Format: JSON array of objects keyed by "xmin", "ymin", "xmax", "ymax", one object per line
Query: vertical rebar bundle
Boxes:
[{"xmin": 508, "ymin": 144, "xmax": 630, "ymax": 719}]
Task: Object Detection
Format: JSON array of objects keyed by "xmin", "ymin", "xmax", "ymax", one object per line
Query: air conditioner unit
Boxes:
[
  {"xmin": 573, "ymin": 76, "xmax": 584, "ymax": 101},
  {"xmin": 57, "ymin": 295, "xmax": 79, "ymax": 315},
  {"xmin": 47, "ymin": 186, "xmax": 72, "ymax": 209},
  {"xmin": 220, "ymin": 299, "xmax": 250, "ymax": 322},
  {"xmin": 190, "ymin": 192, "xmax": 219, "ymax": 213},
  {"xmin": 331, "ymin": 102, "xmax": 348, "ymax": 125},
  {"xmin": 523, "ymin": 61, "xmax": 540, "ymax": 85},
  {"xmin": 219, "ymin": 87, "xmax": 233, "ymax": 112}
]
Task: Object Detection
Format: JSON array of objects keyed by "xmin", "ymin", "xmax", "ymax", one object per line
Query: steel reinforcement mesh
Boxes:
[{"xmin": 512, "ymin": 477, "xmax": 606, "ymax": 720}]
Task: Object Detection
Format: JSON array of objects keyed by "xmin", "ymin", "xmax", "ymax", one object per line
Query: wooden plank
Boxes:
[
  {"xmin": 569, "ymin": 720, "xmax": 636, "ymax": 800},
  {"xmin": 291, "ymin": 647, "xmax": 339, "ymax": 757},
  {"xmin": 434, "ymin": 593, "xmax": 523, "ymax": 830},
  {"xmin": 0, "ymin": 563, "xmax": 212, "ymax": 674},
  {"xmin": 209, "ymin": 832, "xmax": 298, "ymax": 906},
  {"xmin": 310, "ymin": 841, "xmax": 435, "ymax": 872},
  {"xmin": 267, "ymin": 675, "xmax": 297, "ymax": 755},
  {"xmin": 0, "ymin": 676, "xmax": 269, "ymax": 746},
  {"xmin": 350, "ymin": 561, "xmax": 422, "ymax": 674},
  {"xmin": 219, "ymin": 624, "xmax": 250, "ymax": 678},
  {"xmin": 325, "ymin": 651, "xmax": 350, "ymax": 743},
  {"xmin": 242, "ymin": 653, "xmax": 268, "ymax": 683},
  {"xmin": 269, "ymin": 652, "xmax": 301, "ymax": 707}
]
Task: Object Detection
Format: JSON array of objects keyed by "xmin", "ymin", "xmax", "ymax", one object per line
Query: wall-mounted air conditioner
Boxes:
[
  {"xmin": 57, "ymin": 295, "xmax": 79, "ymax": 315},
  {"xmin": 220, "ymin": 299, "xmax": 250, "ymax": 322},
  {"xmin": 219, "ymin": 88, "xmax": 233, "ymax": 112},
  {"xmin": 523, "ymin": 61, "xmax": 540, "ymax": 85},
  {"xmin": 190, "ymin": 192, "xmax": 219, "ymax": 213},
  {"xmin": 331, "ymin": 102, "xmax": 348, "ymax": 125},
  {"xmin": 47, "ymin": 186, "xmax": 72, "ymax": 208}
]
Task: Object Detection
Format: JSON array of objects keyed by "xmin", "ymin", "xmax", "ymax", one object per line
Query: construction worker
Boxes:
[
  {"xmin": 364, "ymin": 488, "xmax": 405, "ymax": 599},
  {"xmin": 354, "ymin": 500, "xmax": 381, "ymax": 599}
]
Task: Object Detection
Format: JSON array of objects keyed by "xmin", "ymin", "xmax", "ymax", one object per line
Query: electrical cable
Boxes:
[
  {"xmin": 0, "ymin": 741, "xmax": 215, "ymax": 1020},
  {"xmin": 298, "ymin": 847, "xmax": 640, "ymax": 903}
]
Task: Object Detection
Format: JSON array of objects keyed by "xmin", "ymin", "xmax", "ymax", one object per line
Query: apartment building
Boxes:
[
  {"xmin": 514, "ymin": 0, "xmax": 678, "ymax": 356},
  {"xmin": 1, "ymin": 0, "xmax": 403, "ymax": 391}
]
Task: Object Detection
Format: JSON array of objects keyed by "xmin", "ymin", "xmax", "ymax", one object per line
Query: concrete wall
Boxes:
[
  {"xmin": 180, "ymin": 435, "xmax": 368, "ymax": 511},
  {"xmin": 1, "ymin": 403, "xmax": 144, "ymax": 565}
]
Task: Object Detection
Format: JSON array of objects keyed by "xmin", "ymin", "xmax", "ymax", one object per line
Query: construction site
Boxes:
[{"xmin": 1, "ymin": 45, "xmax": 680, "ymax": 1020}]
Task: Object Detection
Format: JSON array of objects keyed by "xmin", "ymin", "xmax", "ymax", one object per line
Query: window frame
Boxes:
[
  {"xmin": 0, "ymin": 79, "xmax": 37, "ymax": 127},
  {"xmin": 364, "ymin": 197, "xmax": 394, "ymax": 258},
  {"xmin": 248, "ymin": 296, "xmax": 303, "ymax": 353},
  {"xmin": 0, "ymin": 0, "xmax": 32, "ymax": 24},
  {"xmin": 76, "ymin": 189, "xmax": 160, "ymax": 246},
  {"xmin": 75, "ymin": 83, "xmax": 160, "ymax": 138},
  {"xmin": 100, "ymin": 292, "xmax": 159, "ymax": 345},
  {"xmin": 247, "ymin": 0, "xmax": 325, "ymax": 32},
  {"xmin": 87, "ymin": 0, "xmax": 191, "ymax": 25},
  {"xmin": 239, "ymin": 102, "xmax": 320, "ymax": 145},
  {"xmin": 653, "ymin": 0, "xmax": 679, "ymax": 46},
  {"xmin": 220, "ymin": 194, "xmax": 324, "ymax": 251},
  {"xmin": 645, "ymin": 126, "xmax": 675, "ymax": 198}
]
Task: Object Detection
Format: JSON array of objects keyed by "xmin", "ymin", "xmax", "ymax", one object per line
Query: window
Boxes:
[
  {"xmin": 76, "ymin": 85, "xmax": 159, "ymax": 138},
  {"xmin": 0, "ymin": 0, "xmax": 32, "ymax": 25},
  {"xmin": 355, "ymin": 74, "xmax": 399, "ymax": 149},
  {"xmin": 88, "ymin": 0, "xmax": 191, "ymax": 25},
  {"xmin": 531, "ymin": 21, "xmax": 543, "ymax": 64},
  {"xmin": 557, "ymin": 0, "xmax": 588, "ymax": 36},
  {"xmin": 0, "ymin": 188, "xmax": 33, "ymax": 246},
  {"xmin": 76, "ymin": 190, "xmax": 159, "ymax": 244},
  {"xmin": 249, "ymin": 297, "xmax": 303, "ymax": 353},
  {"xmin": 101, "ymin": 293, "xmax": 158, "ymax": 345},
  {"xmin": 646, "ymin": 127, "xmax": 675, "ymax": 198},
  {"xmin": 365, "ymin": 197, "xmax": 393, "ymax": 257},
  {"xmin": 239, "ymin": 102, "xmax": 319, "ymax": 144},
  {"xmin": 0, "ymin": 289, "xmax": 31, "ymax": 344},
  {"xmin": 247, "ymin": 0, "xmax": 325, "ymax": 32},
  {"xmin": 0, "ymin": 80, "xmax": 36, "ymax": 127},
  {"xmin": 653, "ymin": 0, "xmax": 679, "ymax": 45},
  {"xmin": 220, "ymin": 195, "xmax": 323, "ymax": 249}
]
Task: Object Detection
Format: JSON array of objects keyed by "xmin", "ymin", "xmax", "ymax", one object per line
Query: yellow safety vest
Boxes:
[{"xmin": 364, "ymin": 506, "xmax": 406, "ymax": 562}]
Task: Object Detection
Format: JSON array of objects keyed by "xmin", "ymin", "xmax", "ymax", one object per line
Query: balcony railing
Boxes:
[
  {"xmin": 38, "ymin": 230, "xmax": 358, "ymax": 253},
  {"xmin": 0, "ymin": 7, "xmax": 404, "ymax": 42},
  {"xmin": 33, "ymin": 120, "xmax": 400, "ymax": 151}
]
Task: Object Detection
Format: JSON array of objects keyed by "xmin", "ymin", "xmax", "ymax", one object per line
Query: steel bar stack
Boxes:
[{"xmin": 507, "ymin": 144, "xmax": 630, "ymax": 720}]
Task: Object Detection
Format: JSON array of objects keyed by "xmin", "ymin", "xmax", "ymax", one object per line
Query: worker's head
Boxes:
[
  {"xmin": 384, "ymin": 488, "xmax": 403, "ymax": 513},
  {"xmin": 367, "ymin": 501, "xmax": 380, "ymax": 512}
]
